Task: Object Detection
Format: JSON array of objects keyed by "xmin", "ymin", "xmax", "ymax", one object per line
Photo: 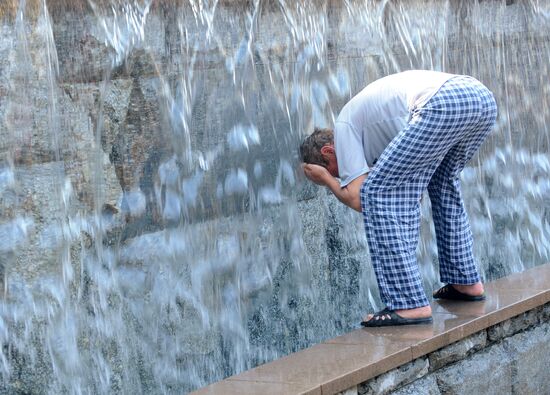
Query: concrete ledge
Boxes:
[
  {"xmin": 191, "ymin": 263, "xmax": 550, "ymax": 395},
  {"xmin": 350, "ymin": 304, "xmax": 550, "ymax": 395}
]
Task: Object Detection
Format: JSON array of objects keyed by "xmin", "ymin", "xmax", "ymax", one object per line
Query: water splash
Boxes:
[
  {"xmin": 89, "ymin": 0, "xmax": 152, "ymax": 67},
  {"xmin": 0, "ymin": 0, "xmax": 548, "ymax": 394}
]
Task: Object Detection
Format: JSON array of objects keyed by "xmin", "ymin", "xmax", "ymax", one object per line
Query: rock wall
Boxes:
[
  {"xmin": 0, "ymin": 0, "xmax": 549, "ymax": 393},
  {"xmin": 339, "ymin": 303, "xmax": 550, "ymax": 395}
]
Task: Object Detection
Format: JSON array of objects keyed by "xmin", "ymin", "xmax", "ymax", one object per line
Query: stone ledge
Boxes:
[
  {"xmin": 356, "ymin": 313, "xmax": 550, "ymax": 395},
  {"xmin": 191, "ymin": 263, "xmax": 550, "ymax": 395}
]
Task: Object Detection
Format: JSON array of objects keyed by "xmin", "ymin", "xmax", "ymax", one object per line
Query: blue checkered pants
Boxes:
[{"xmin": 360, "ymin": 76, "xmax": 497, "ymax": 310}]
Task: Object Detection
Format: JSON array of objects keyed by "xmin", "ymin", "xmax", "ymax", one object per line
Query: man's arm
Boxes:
[{"xmin": 302, "ymin": 164, "xmax": 367, "ymax": 212}]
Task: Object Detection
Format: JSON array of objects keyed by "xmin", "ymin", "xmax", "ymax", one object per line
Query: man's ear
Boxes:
[{"xmin": 320, "ymin": 144, "xmax": 335, "ymax": 156}]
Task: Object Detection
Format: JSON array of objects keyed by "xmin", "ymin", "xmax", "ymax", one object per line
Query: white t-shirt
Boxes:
[{"xmin": 335, "ymin": 70, "xmax": 456, "ymax": 187}]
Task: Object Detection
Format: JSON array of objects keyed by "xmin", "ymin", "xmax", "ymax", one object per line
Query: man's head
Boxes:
[{"xmin": 299, "ymin": 127, "xmax": 339, "ymax": 177}]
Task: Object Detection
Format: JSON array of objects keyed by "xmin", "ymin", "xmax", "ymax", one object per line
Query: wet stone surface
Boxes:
[
  {"xmin": 434, "ymin": 342, "xmax": 513, "ymax": 395},
  {"xmin": 390, "ymin": 375, "xmax": 441, "ymax": 395},
  {"xmin": 0, "ymin": 1, "xmax": 550, "ymax": 394},
  {"xmin": 504, "ymin": 323, "xmax": 550, "ymax": 395},
  {"xmin": 359, "ymin": 358, "xmax": 429, "ymax": 395},
  {"xmin": 348, "ymin": 303, "xmax": 550, "ymax": 395},
  {"xmin": 428, "ymin": 331, "xmax": 487, "ymax": 371},
  {"xmin": 486, "ymin": 306, "xmax": 542, "ymax": 343}
]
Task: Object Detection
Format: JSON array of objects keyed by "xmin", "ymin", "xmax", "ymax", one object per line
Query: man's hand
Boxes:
[
  {"xmin": 302, "ymin": 163, "xmax": 331, "ymax": 186},
  {"xmin": 302, "ymin": 162, "xmax": 366, "ymax": 212}
]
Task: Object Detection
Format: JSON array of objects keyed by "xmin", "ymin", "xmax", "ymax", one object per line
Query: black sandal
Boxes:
[
  {"xmin": 360, "ymin": 308, "xmax": 433, "ymax": 327},
  {"xmin": 433, "ymin": 284, "xmax": 486, "ymax": 301}
]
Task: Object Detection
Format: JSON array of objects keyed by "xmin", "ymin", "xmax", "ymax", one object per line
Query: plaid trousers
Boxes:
[{"xmin": 360, "ymin": 76, "xmax": 497, "ymax": 310}]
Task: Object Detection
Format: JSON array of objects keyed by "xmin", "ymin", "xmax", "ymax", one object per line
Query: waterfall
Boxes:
[{"xmin": 0, "ymin": 0, "xmax": 549, "ymax": 393}]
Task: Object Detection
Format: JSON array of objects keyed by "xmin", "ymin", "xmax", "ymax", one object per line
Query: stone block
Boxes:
[
  {"xmin": 428, "ymin": 331, "xmax": 487, "ymax": 371},
  {"xmin": 337, "ymin": 386, "xmax": 358, "ymax": 395},
  {"xmin": 504, "ymin": 322, "xmax": 550, "ymax": 395},
  {"xmin": 359, "ymin": 358, "xmax": 429, "ymax": 395},
  {"xmin": 60, "ymin": 81, "xmax": 126, "ymax": 208},
  {"xmin": 390, "ymin": 375, "xmax": 441, "ymax": 395},
  {"xmin": 297, "ymin": 193, "xmax": 330, "ymax": 282},
  {"xmin": 435, "ymin": 343, "xmax": 512, "ymax": 395},
  {"xmin": 487, "ymin": 307, "xmax": 541, "ymax": 343},
  {"xmin": 3, "ymin": 162, "xmax": 70, "ymax": 280},
  {"xmin": 296, "ymin": 179, "xmax": 319, "ymax": 202}
]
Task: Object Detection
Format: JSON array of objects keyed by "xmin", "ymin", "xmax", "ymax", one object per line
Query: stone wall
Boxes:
[
  {"xmin": 339, "ymin": 303, "xmax": 550, "ymax": 395},
  {"xmin": 0, "ymin": 0, "xmax": 549, "ymax": 393}
]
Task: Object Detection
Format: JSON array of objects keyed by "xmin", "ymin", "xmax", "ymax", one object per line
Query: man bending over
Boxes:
[{"xmin": 300, "ymin": 70, "xmax": 497, "ymax": 327}]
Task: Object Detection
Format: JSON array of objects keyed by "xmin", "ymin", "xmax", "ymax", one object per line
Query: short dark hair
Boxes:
[{"xmin": 299, "ymin": 127, "xmax": 334, "ymax": 166}]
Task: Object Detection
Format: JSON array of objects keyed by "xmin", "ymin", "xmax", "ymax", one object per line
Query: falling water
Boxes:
[{"xmin": 0, "ymin": 0, "xmax": 549, "ymax": 393}]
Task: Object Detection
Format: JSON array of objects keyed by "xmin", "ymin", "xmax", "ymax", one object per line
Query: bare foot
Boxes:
[
  {"xmin": 451, "ymin": 282, "xmax": 484, "ymax": 296},
  {"xmin": 363, "ymin": 305, "xmax": 432, "ymax": 322}
]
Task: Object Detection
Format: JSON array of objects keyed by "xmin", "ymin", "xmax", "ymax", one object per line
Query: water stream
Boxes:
[{"xmin": 0, "ymin": 0, "xmax": 549, "ymax": 393}]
